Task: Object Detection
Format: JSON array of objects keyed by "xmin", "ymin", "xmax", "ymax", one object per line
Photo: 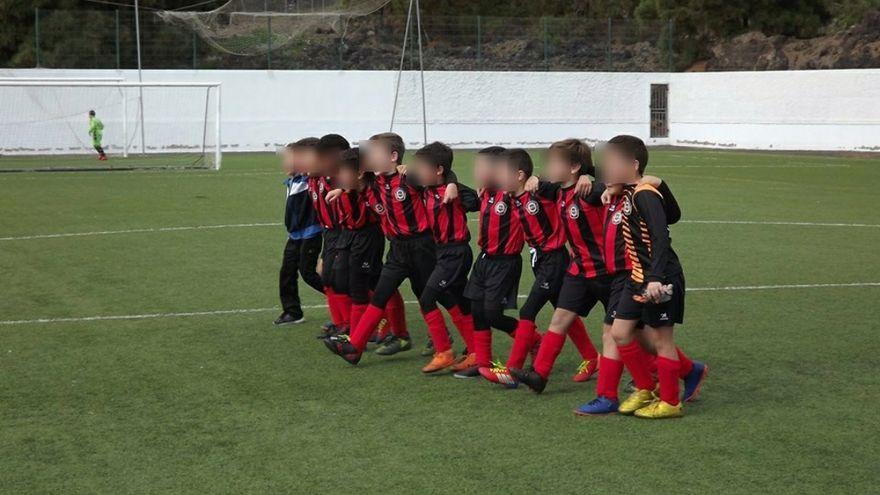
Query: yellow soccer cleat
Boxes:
[
  {"xmin": 618, "ymin": 389, "xmax": 656, "ymax": 415},
  {"xmin": 634, "ymin": 399, "xmax": 684, "ymax": 419}
]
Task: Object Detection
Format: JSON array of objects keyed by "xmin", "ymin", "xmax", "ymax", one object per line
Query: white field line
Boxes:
[
  {"xmin": 2, "ymin": 281, "xmax": 879, "ymax": 326},
  {"xmin": 4, "ymin": 217, "xmax": 880, "ymax": 242}
]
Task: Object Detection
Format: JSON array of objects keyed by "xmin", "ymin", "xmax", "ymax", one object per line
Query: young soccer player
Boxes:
[
  {"xmin": 275, "ymin": 142, "xmax": 324, "ymax": 325},
  {"xmin": 453, "ymin": 146, "xmax": 526, "ymax": 379},
  {"xmin": 409, "ymin": 141, "xmax": 480, "ymax": 373},
  {"xmin": 478, "ymin": 148, "xmax": 601, "ymax": 387},
  {"xmin": 509, "ymin": 139, "xmax": 611, "ymax": 393},
  {"xmin": 308, "ymin": 134, "xmax": 353, "ymax": 338},
  {"xmin": 323, "ymin": 133, "xmax": 447, "ymax": 365},
  {"xmin": 330, "ymin": 148, "xmax": 407, "ymax": 348},
  {"xmin": 88, "ymin": 110, "xmax": 107, "ymax": 161},
  {"xmin": 598, "ymin": 135, "xmax": 705, "ymax": 419}
]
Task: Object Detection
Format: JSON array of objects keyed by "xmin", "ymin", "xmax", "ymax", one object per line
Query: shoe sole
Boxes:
[
  {"xmin": 274, "ymin": 319, "xmax": 306, "ymax": 326},
  {"xmin": 573, "ymin": 410, "xmax": 618, "ymax": 416},
  {"xmin": 422, "ymin": 364, "xmax": 455, "ymax": 374},
  {"xmin": 683, "ymin": 365, "xmax": 709, "ymax": 403},
  {"xmin": 634, "ymin": 413, "xmax": 684, "ymax": 419}
]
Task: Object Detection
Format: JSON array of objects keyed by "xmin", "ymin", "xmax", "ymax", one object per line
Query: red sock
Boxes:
[
  {"xmin": 349, "ymin": 304, "xmax": 385, "ymax": 351},
  {"xmin": 566, "ymin": 318, "xmax": 598, "ymax": 361},
  {"xmin": 533, "ymin": 331, "xmax": 565, "ymax": 379},
  {"xmin": 386, "ymin": 290, "xmax": 408, "ymax": 337},
  {"xmin": 447, "ymin": 305, "xmax": 475, "ymax": 351},
  {"xmin": 474, "ymin": 330, "xmax": 493, "ymax": 367},
  {"xmin": 617, "ymin": 340, "xmax": 655, "ymax": 391},
  {"xmin": 656, "ymin": 356, "xmax": 681, "ymax": 405},
  {"xmin": 335, "ymin": 294, "xmax": 352, "ymax": 328},
  {"xmin": 596, "ymin": 356, "xmax": 624, "ymax": 401},
  {"xmin": 423, "ymin": 308, "xmax": 451, "ymax": 353},
  {"xmin": 325, "ymin": 287, "xmax": 341, "ymax": 326},
  {"xmin": 350, "ymin": 304, "xmax": 367, "ymax": 335},
  {"xmin": 676, "ymin": 347, "xmax": 694, "ymax": 378},
  {"xmin": 506, "ymin": 319, "xmax": 537, "ymax": 369}
]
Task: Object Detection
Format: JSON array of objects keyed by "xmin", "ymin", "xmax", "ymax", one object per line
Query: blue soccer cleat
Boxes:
[
  {"xmin": 682, "ymin": 361, "xmax": 708, "ymax": 402},
  {"xmin": 574, "ymin": 396, "xmax": 619, "ymax": 416}
]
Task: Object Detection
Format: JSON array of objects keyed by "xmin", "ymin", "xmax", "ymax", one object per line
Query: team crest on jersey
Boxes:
[
  {"xmin": 623, "ymin": 197, "xmax": 632, "ymax": 215},
  {"xmin": 525, "ymin": 200, "xmax": 540, "ymax": 215},
  {"xmin": 393, "ymin": 187, "xmax": 407, "ymax": 202},
  {"xmin": 612, "ymin": 210, "xmax": 624, "ymax": 225},
  {"xmin": 568, "ymin": 204, "xmax": 580, "ymax": 219},
  {"xmin": 373, "ymin": 203, "xmax": 387, "ymax": 215},
  {"xmin": 494, "ymin": 201, "xmax": 508, "ymax": 215},
  {"xmin": 311, "ymin": 191, "xmax": 318, "ymax": 201}
]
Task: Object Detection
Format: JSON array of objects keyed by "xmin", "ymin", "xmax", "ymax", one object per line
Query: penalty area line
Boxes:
[{"xmin": 2, "ymin": 281, "xmax": 879, "ymax": 326}]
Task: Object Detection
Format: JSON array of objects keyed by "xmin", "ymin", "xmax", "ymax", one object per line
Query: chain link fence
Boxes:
[{"xmin": 20, "ymin": 9, "xmax": 675, "ymax": 72}]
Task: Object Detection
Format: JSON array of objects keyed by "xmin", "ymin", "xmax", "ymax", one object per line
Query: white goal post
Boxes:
[{"xmin": 0, "ymin": 80, "xmax": 222, "ymax": 171}]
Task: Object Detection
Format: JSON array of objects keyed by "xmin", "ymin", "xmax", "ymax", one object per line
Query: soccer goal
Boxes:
[{"xmin": 0, "ymin": 81, "xmax": 221, "ymax": 172}]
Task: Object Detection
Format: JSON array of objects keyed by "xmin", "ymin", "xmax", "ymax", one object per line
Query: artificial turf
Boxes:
[{"xmin": 1, "ymin": 149, "xmax": 878, "ymax": 494}]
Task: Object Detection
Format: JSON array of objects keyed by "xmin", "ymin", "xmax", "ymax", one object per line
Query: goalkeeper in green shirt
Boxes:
[{"xmin": 88, "ymin": 110, "xmax": 108, "ymax": 161}]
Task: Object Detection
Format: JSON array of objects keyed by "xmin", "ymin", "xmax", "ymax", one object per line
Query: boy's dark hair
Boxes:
[
  {"xmin": 288, "ymin": 137, "xmax": 320, "ymax": 150},
  {"xmin": 414, "ymin": 141, "xmax": 453, "ymax": 171},
  {"xmin": 339, "ymin": 147, "xmax": 360, "ymax": 172},
  {"xmin": 477, "ymin": 145, "xmax": 506, "ymax": 156},
  {"xmin": 500, "ymin": 148, "xmax": 533, "ymax": 178},
  {"xmin": 606, "ymin": 135, "xmax": 648, "ymax": 175},
  {"xmin": 316, "ymin": 134, "xmax": 350, "ymax": 154},
  {"xmin": 89, "ymin": 110, "xmax": 96, "ymax": 116},
  {"xmin": 549, "ymin": 138, "xmax": 594, "ymax": 177},
  {"xmin": 368, "ymin": 132, "xmax": 405, "ymax": 164}
]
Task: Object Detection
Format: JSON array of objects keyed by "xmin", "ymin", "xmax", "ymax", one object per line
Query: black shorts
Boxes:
[
  {"xmin": 335, "ymin": 224, "xmax": 384, "ymax": 278},
  {"xmin": 320, "ymin": 228, "xmax": 342, "ymax": 287},
  {"xmin": 614, "ymin": 272, "xmax": 686, "ymax": 328},
  {"xmin": 604, "ymin": 271, "xmax": 630, "ymax": 325},
  {"xmin": 379, "ymin": 233, "xmax": 437, "ymax": 295},
  {"xmin": 527, "ymin": 248, "xmax": 568, "ymax": 303},
  {"xmin": 426, "ymin": 242, "xmax": 473, "ymax": 294},
  {"xmin": 555, "ymin": 273, "xmax": 612, "ymax": 317},
  {"xmin": 464, "ymin": 252, "xmax": 522, "ymax": 310}
]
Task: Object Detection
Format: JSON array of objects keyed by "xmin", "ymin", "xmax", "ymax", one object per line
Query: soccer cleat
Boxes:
[
  {"xmin": 453, "ymin": 365, "xmax": 482, "ymax": 379},
  {"xmin": 274, "ymin": 312, "xmax": 305, "ymax": 326},
  {"xmin": 634, "ymin": 399, "xmax": 684, "ymax": 419},
  {"xmin": 451, "ymin": 353, "xmax": 477, "ymax": 372},
  {"xmin": 572, "ymin": 358, "xmax": 598, "ymax": 382},
  {"xmin": 322, "ymin": 334, "xmax": 362, "ymax": 365},
  {"xmin": 316, "ymin": 323, "xmax": 338, "ymax": 340},
  {"xmin": 618, "ymin": 389, "xmax": 656, "ymax": 415},
  {"xmin": 422, "ymin": 349, "xmax": 456, "ymax": 373},
  {"xmin": 420, "ymin": 338, "xmax": 435, "ymax": 357},
  {"xmin": 682, "ymin": 361, "xmax": 708, "ymax": 402},
  {"xmin": 510, "ymin": 368, "xmax": 547, "ymax": 394},
  {"xmin": 478, "ymin": 361, "xmax": 519, "ymax": 389},
  {"xmin": 374, "ymin": 335, "xmax": 412, "ymax": 356},
  {"xmin": 574, "ymin": 396, "xmax": 620, "ymax": 416}
]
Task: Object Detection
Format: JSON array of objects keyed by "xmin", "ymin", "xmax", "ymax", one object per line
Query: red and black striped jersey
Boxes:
[
  {"xmin": 557, "ymin": 185, "xmax": 607, "ymax": 279},
  {"xmin": 366, "ymin": 172, "xmax": 431, "ymax": 239},
  {"xmin": 602, "ymin": 193, "xmax": 632, "ymax": 274},
  {"xmin": 307, "ymin": 175, "xmax": 337, "ymax": 230},
  {"xmin": 421, "ymin": 183, "xmax": 478, "ymax": 244},
  {"xmin": 477, "ymin": 190, "xmax": 524, "ymax": 256},
  {"xmin": 332, "ymin": 189, "xmax": 375, "ymax": 231},
  {"xmin": 511, "ymin": 191, "xmax": 566, "ymax": 252}
]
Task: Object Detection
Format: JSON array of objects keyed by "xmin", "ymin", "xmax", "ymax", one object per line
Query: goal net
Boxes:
[{"xmin": 0, "ymin": 81, "xmax": 221, "ymax": 172}]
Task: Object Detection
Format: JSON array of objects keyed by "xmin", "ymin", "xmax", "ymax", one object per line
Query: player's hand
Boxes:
[
  {"xmin": 443, "ymin": 182, "xmax": 459, "ymax": 204},
  {"xmin": 645, "ymin": 281, "xmax": 664, "ymax": 303},
  {"xmin": 602, "ymin": 184, "xmax": 623, "ymax": 204},
  {"xmin": 640, "ymin": 175, "xmax": 662, "ymax": 188},
  {"xmin": 524, "ymin": 176, "xmax": 540, "ymax": 193},
  {"xmin": 575, "ymin": 175, "xmax": 593, "ymax": 197},
  {"xmin": 325, "ymin": 188, "xmax": 343, "ymax": 202},
  {"xmin": 396, "ymin": 164, "xmax": 408, "ymax": 175}
]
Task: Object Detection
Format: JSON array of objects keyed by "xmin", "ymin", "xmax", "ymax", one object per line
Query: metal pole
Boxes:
[
  {"xmin": 389, "ymin": 0, "xmax": 414, "ymax": 132},
  {"xmin": 542, "ymin": 17, "xmax": 548, "ymax": 70},
  {"xmin": 34, "ymin": 8, "xmax": 40, "ymax": 67},
  {"xmin": 115, "ymin": 10, "xmax": 121, "ymax": 70},
  {"xmin": 122, "ymin": 88, "xmax": 128, "ymax": 157},
  {"xmin": 215, "ymin": 85, "xmax": 222, "ymax": 170},
  {"xmin": 415, "ymin": 0, "xmax": 427, "ymax": 144},
  {"xmin": 476, "ymin": 15, "xmax": 481, "ymax": 70},
  {"xmin": 192, "ymin": 31, "xmax": 198, "ymax": 69},
  {"xmin": 667, "ymin": 18, "xmax": 674, "ymax": 71},
  {"xmin": 606, "ymin": 18, "xmax": 612, "ymax": 71},
  {"xmin": 134, "ymin": 0, "xmax": 146, "ymax": 156}
]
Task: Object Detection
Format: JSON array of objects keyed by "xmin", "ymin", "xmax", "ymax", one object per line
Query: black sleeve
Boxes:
[
  {"xmin": 401, "ymin": 171, "xmax": 425, "ymax": 191},
  {"xmin": 458, "ymin": 183, "xmax": 480, "ymax": 212},
  {"xmin": 634, "ymin": 190, "xmax": 672, "ymax": 283},
  {"xmin": 535, "ymin": 180, "xmax": 561, "ymax": 199},
  {"xmin": 656, "ymin": 181, "xmax": 681, "ymax": 225},
  {"xmin": 443, "ymin": 169, "xmax": 459, "ymax": 184},
  {"xmin": 583, "ymin": 181, "xmax": 606, "ymax": 206}
]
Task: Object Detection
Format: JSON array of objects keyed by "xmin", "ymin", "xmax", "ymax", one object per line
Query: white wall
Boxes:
[{"xmin": 2, "ymin": 68, "xmax": 878, "ymax": 152}]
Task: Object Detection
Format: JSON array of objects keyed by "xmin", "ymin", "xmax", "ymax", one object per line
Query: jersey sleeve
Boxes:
[
  {"xmin": 535, "ymin": 180, "xmax": 561, "ymax": 199},
  {"xmin": 458, "ymin": 183, "xmax": 480, "ymax": 212},
  {"xmin": 634, "ymin": 189, "xmax": 673, "ymax": 283},
  {"xmin": 584, "ymin": 181, "xmax": 607, "ymax": 206},
  {"xmin": 656, "ymin": 180, "xmax": 681, "ymax": 225}
]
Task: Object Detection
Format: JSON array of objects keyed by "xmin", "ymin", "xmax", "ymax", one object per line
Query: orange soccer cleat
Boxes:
[
  {"xmin": 451, "ymin": 352, "xmax": 477, "ymax": 372},
  {"xmin": 421, "ymin": 349, "xmax": 457, "ymax": 374}
]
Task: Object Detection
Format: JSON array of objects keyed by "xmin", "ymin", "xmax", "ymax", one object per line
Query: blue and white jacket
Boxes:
[{"xmin": 284, "ymin": 174, "xmax": 321, "ymax": 241}]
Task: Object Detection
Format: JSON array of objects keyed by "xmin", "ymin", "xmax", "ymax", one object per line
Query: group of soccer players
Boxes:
[{"xmin": 278, "ymin": 132, "xmax": 707, "ymax": 419}]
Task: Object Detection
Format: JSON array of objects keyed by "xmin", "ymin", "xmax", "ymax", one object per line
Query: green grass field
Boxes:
[{"xmin": 1, "ymin": 149, "xmax": 879, "ymax": 494}]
